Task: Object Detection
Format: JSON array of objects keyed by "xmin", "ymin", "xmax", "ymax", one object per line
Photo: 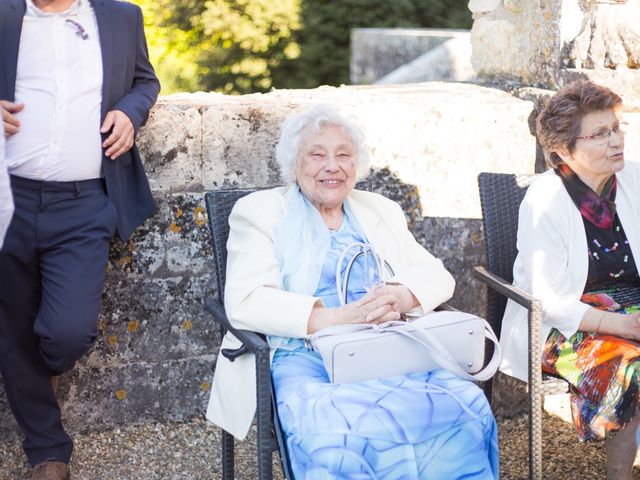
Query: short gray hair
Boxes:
[{"xmin": 275, "ymin": 104, "xmax": 371, "ymax": 184}]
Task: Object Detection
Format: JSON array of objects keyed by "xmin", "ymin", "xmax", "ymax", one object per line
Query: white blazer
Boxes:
[
  {"xmin": 500, "ymin": 162, "xmax": 640, "ymax": 382},
  {"xmin": 206, "ymin": 186, "xmax": 456, "ymax": 440}
]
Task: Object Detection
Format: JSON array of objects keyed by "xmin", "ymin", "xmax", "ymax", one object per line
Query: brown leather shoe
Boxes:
[{"xmin": 31, "ymin": 460, "xmax": 70, "ymax": 480}]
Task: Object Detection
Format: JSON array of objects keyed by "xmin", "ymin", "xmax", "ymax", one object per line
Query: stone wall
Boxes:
[
  {"xmin": 470, "ymin": 0, "xmax": 640, "ymax": 100},
  {"xmin": 2, "ymin": 82, "xmax": 640, "ymax": 441}
]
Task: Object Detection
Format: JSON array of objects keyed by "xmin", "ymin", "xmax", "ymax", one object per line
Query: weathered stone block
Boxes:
[
  {"xmin": 503, "ymin": 0, "xmax": 524, "ymax": 14},
  {"xmin": 138, "ymin": 105, "xmax": 203, "ymax": 192},
  {"xmin": 90, "ymin": 275, "xmax": 218, "ymax": 366},
  {"xmin": 420, "ymin": 217, "xmax": 487, "ymax": 317},
  {"xmin": 468, "ymin": 0, "xmax": 500, "ymax": 14},
  {"xmin": 351, "ymin": 28, "xmax": 470, "ymax": 84},
  {"xmin": 471, "ymin": 18, "xmax": 522, "ymax": 78},
  {"xmin": 470, "ymin": 0, "xmax": 640, "ymax": 97},
  {"xmin": 107, "ymin": 193, "xmax": 211, "ymax": 277},
  {"xmin": 201, "ymin": 103, "xmax": 286, "ymax": 189}
]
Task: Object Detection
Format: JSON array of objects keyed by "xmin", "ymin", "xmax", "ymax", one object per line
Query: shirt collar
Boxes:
[{"xmin": 26, "ymin": 0, "xmax": 82, "ymax": 17}]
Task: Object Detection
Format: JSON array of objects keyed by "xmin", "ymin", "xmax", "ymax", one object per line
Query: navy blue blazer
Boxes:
[{"xmin": 0, "ymin": 0, "xmax": 161, "ymax": 240}]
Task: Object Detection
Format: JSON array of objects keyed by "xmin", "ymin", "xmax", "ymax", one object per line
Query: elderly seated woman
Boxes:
[
  {"xmin": 500, "ymin": 80, "xmax": 640, "ymax": 480},
  {"xmin": 207, "ymin": 105, "xmax": 498, "ymax": 479}
]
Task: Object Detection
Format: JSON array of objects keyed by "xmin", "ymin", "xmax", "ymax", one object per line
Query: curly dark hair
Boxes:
[{"xmin": 536, "ymin": 80, "xmax": 622, "ymax": 168}]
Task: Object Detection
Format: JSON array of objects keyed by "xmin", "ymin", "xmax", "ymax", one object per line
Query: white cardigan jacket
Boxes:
[
  {"xmin": 500, "ymin": 162, "xmax": 640, "ymax": 382},
  {"xmin": 206, "ymin": 186, "xmax": 456, "ymax": 439}
]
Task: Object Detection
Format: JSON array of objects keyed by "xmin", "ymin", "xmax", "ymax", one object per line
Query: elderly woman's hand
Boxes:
[
  {"xmin": 378, "ymin": 283, "xmax": 419, "ymax": 317},
  {"xmin": 307, "ymin": 289, "xmax": 401, "ymax": 334}
]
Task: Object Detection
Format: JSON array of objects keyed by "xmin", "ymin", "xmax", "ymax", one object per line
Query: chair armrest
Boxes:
[
  {"xmin": 473, "ymin": 266, "xmax": 539, "ymax": 310},
  {"xmin": 472, "ymin": 266, "xmax": 543, "ymax": 359},
  {"xmin": 204, "ymin": 296, "xmax": 276, "ymax": 478},
  {"xmin": 473, "ymin": 265, "xmax": 544, "ymax": 474},
  {"xmin": 204, "ymin": 297, "xmax": 270, "ymax": 361}
]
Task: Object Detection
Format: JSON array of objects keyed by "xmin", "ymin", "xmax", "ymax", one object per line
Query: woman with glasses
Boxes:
[{"xmin": 500, "ymin": 80, "xmax": 640, "ymax": 480}]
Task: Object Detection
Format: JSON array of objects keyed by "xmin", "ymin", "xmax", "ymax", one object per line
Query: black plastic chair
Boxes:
[
  {"xmin": 473, "ymin": 172, "xmax": 568, "ymax": 480},
  {"xmin": 204, "ymin": 189, "xmax": 293, "ymax": 480}
]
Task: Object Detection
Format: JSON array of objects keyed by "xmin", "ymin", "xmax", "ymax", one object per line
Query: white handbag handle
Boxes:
[
  {"xmin": 336, "ymin": 242, "xmax": 365, "ymax": 306},
  {"xmin": 337, "ymin": 242, "xmax": 396, "ymax": 306},
  {"xmin": 389, "ymin": 319, "xmax": 501, "ymax": 382}
]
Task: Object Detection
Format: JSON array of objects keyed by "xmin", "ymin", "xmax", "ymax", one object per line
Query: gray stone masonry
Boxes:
[
  {"xmin": 1, "ymin": 82, "xmax": 640, "ymax": 441},
  {"xmin": 470, "ymin": 0, "xmax": 640, "ymax": 98}
]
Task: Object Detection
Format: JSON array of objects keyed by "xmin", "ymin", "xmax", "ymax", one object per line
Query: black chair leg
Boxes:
[
  {"xmin": 222, "ymin": 430, "xmax": 235, "ymax": 480},
  {"xmin": 257, "ymin": 428, "xmax": 274, "ymax": 480},
  {"xmin": 482, "ymin": 380, "xmax": 494, "ymax": 406}
]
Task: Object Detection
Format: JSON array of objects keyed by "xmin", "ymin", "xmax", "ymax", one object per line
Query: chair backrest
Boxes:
[
  {"xmin": 205, "ymin": 188, "xmax": 295, "ymax": 479},
  {"xmin": 205, "ymin": 189, "xmax": 258, "ymax": 305},
  {"xmin": 477, "ymin": 172, "xmax": 537, "ymax": 337}
]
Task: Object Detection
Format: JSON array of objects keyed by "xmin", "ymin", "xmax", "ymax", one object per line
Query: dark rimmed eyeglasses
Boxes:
[
  {"xmin": 65, "ymin": 19, "xmax": 89, "ymax": 40},
  {"xmin": 575, "ymin": 122, "xmax": 628, "ymax": 146}
]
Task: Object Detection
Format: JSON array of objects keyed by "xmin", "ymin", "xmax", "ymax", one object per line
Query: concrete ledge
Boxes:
[
  {"xmin": 375, "ymin": 35, "xmax": 474, "ymax": 84},
  {"xmin": 351, "ymin": 28, "xmax": 470, "ymax": 84}
]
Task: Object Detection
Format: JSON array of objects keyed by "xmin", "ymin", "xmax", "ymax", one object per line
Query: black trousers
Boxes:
[{"xmin": 0, "ymin": 175, "xmax": 117, "ymax": 465}]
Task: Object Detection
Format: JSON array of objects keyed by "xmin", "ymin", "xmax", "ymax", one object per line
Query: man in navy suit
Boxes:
[{"xmin": 0, "ymin": 0, "xmax": 160, "ymax": 478}]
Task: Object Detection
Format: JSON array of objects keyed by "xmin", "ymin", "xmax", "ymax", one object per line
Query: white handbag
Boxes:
[
  {"xmin": 308, "ymin": 311, "xmax": 501, "ymax": 383},
  {"xmin": 307, "ymin": 242, "xmax": 501, "ymax": 384}
]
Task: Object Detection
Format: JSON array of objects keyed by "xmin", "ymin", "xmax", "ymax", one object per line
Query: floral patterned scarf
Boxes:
[{"xmin": 555, "ymin": 163, "xmax": 617, "ymax": 229}]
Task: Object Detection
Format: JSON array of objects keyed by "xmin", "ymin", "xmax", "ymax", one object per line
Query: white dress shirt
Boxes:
[
  {"xmin": 6, "ymin": 0, "xmax": 104, "ymax": 181},
  {"xmin": 0, "ymin": 125, "xmax": 15, "ymax": 250}
]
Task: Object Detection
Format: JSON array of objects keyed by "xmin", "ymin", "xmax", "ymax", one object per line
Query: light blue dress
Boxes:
[{"xmin": 270, "ymin": 216, "xmax": 499, "ymax": 479}]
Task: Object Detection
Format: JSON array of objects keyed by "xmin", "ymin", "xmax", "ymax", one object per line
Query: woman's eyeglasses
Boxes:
[{"xmin": 575, "ymin": 122, "xmax": 628, "ymax": 146}]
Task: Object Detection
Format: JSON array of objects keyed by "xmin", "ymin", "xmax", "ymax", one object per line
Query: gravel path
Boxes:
[{"xmin": 1, "ymin": 413, "xmax": 638, "ymax": 479}]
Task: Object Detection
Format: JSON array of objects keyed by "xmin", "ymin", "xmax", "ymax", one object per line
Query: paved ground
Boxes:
[{"xmin": 1, "ymin": 410, "xmax": 639, "ymax": 479}]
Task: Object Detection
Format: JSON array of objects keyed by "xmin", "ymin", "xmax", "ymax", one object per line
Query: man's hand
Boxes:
[
  {"xmin": 1, "ymin": 100, "xmax": 24, "ymax": 137},
  {"xmin": 101, "ymin": 110, "xmax": 135, "ymax": 160}
]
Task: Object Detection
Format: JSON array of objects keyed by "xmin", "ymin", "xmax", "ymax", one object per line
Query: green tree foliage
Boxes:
[
  {"xmin": 132, "ymin": 0, "xmax": 206, "ymax": 93},
  {"xmin": 132, "ymin": 0, "xmax": 471, "ymax": 94},
  {"xmin": 133, "ymin": 0, "xmax": 300, "ymax": 94}
]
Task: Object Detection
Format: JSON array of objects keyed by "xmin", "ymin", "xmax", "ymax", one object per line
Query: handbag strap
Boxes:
[
  {"xmin": 335, "ymin": 242, "xmax": 381, "ymax": 306},
  {"xmin": 388, "ymin": 319, "xmax": 501, "ymax": 382},
  {"xmin": 336, "ymin": 242, "xmax": 394, "ymax": 306}
]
